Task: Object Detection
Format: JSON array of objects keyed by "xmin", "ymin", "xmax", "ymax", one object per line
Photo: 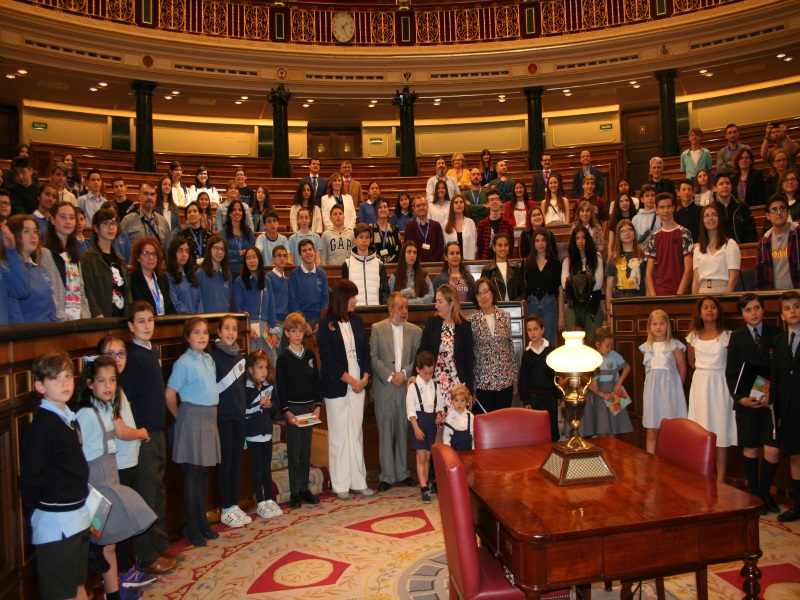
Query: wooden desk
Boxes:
[{"xmin": 460, "ymin": 439, "xmax": 762, "ymax": 600}]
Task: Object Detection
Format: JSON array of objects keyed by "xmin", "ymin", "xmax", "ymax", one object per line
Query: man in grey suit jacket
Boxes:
[{"xmin": 370, "ymin": 292, "xmax": 422, "ymax": 491}]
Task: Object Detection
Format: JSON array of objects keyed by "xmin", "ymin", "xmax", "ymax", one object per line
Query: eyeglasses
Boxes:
[
  {"xmin": 784, "ymin": 177, "xmax": 798, "ymax": 183},
  {"xmin": 703, "ymin": 213, "xmax": 719, "ymax": 220},
  {"xmin": 103, "ymin": 351, "xmax": 127, "ymax": 359},
  {"xmin": 100, "ymin": 220, "xmax": 118, "ymax": 227},
  {"xmin": 211, "ymin": 245, "xmax": 226, "ymax": 252},
  {"xmin": 619, "ymin": 228, "xmax": 635, "ymax": 234},
  {"xmin": 0, "ymin": 201, "xmax": 10, "ymax": 207},
  {"xmin": 769, "ymin": 206, "xmax": 788, "ymax": 214},
  {"xmin": 140, "ymin": 250, "xmax": 158, "ymax": 258},
  {"xmin": 476, "ymin": 288, "xmax": 493, "ymax": 296}
]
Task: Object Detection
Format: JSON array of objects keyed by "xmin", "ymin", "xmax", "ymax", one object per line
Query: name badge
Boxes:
[
  {"xmin": 379, "ymin": 249, "xmax": 388, "ymax": 256},
  {"xmin": 422, "ymin": 243, "xmax": 431, "ymax": 250}
]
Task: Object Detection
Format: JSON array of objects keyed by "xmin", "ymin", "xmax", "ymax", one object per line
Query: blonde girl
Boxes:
[{"xmin": 639, "ymin": 309, "xmax": 687, "ymax": 454}]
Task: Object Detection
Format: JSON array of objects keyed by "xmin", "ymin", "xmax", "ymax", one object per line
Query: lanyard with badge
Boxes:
[
  {"xmin": 189, "ymin": 228, "xmax": 204, "ymax": 257},
  {"xmin": 419, "ymin": 221, "xmax": 430, "ymax": 251},
  {"xmin": 378, "ymin": 225, "xmax": 389, "ymax": 257}
]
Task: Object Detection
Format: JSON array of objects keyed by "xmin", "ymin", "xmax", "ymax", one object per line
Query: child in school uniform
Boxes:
[
  {"xmin": 772, "ymin": 291, "xmax": 800, "ymax": 523},
  {"xmin": 20, "ymin": 351, "xmax": 91, "ymax": 600},
  {"xmin": 518, "ymin": 314, "xmax": 561, "ymax": 442},
  {"xmin": 75, "ymin": 356, "xmax": 156, "ymax": 600},
  {"xmin": 244, "ymin": 349, "xmax": 283, "ymax": 520},
  {"xmin": 276, "ymin": 312, "xmax": 322, "ymax": 510},
  {"xmin": 725, "ymin": 294, "xmax": 781, "ymax": 514},
  {"xmin": 212, "ymin": 315, "xmax": 252, "ymax": 528},
  {"xmin": 586, "ymin": 327, "xmax": 632, "ymax": 437},
  {"xmin": 442, "ymin": 384, "xmax": 473, "ymax": 451},
  {"xmin": 640, "ymin": 309, "xmax": 687, "ymax": 454},
  {"xmin": 166, "ymin": 317, "xmax": 221, "ymax": 547},
  {"xmin": 407, "ymin": 351, "xmax": 444, "ymax": 503}
]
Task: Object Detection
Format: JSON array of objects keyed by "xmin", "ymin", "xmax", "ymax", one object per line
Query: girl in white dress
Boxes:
[
  {"xmin": 686, "ymin": 296, "xmax": 737, "ymax": 483},
  {"xmin": 640, "ymin": 309, "xmax": 687, "ymax": 454}
]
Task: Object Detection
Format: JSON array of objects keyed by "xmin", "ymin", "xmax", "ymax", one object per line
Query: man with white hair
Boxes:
[{"xmin": 645, "ymin": 156, "xmax": 676, "ymax": 197}]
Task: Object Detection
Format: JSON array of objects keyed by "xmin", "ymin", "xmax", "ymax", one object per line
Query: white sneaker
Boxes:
[
  {"xmin": 352, "ymin": 488, "xmax": 375, "ymax": 497},
  {"xmin": 256, "ymin": 501, "xmax": 271, "ymax": 519},
  {"xmin": 232, "ymin": 506, "xmax": 252, "ymax": 524},
  {"xmin": 220, "ymin": 509, "xmax": 245, "ymax": 528},
  {"xmin": 265, "ymin": 500, "xmax": 283, "ymax": 517}
]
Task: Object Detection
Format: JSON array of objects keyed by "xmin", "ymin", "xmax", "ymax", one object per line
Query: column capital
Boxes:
[
  {"xmin": 131, "ymin": 80, "xmax": 157, "ymax": 93},
  {"xmin": 523, "ymin": 86, "xmax": 544, "ymax": 99},
  {"xmin": 269, "ymin": 84, "xmax": 292, "ymax": 106},
  {"xmin": 654, "ymin": 69, "xmax": 678, "ymax": 82},
  {"xmin": 393, "ymin": 86, "xmax": 417, "ymax": 107}
]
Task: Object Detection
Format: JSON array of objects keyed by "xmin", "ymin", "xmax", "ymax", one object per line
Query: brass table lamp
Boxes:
[{"xmin": 539, "ymin": 331, "xmax": 617, "ymax": 485}]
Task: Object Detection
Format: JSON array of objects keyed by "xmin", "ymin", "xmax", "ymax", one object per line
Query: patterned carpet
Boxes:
[{"xmin": 143, "ymin": 487, "xmax": 800, "ymax": 600}]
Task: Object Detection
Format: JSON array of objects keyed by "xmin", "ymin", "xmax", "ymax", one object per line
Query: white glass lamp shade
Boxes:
[{"xmin": 546, "ymin": 331, "xmax": 603, "ymax": 374}]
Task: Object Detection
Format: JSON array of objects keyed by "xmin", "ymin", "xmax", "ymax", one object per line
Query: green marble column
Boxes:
[
  {"xmin": 524, "ymin": 86, "xmax": 544, "ymax": 169},
  {"xmin": 269, "ymin": 84, "xmax": 292, "ymax": 178},
  {"xmin": 655, "ymin": 69, "xmax": 680, "ymax": 157},
  {"xmin": 131, "ymin": 80, "xmax": 156, "ymax": 172},
  {"xmin": 394, "ymin": 87, "xmax": 418, "ymax": 177}
]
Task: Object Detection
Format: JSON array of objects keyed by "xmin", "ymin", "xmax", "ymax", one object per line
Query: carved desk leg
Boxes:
[{"xmin": 740, "ymin": 554, "xmax": 761, "ymax": 600}]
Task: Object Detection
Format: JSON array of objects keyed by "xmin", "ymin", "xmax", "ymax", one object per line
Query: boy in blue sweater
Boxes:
[
  {"xmin": 123, "ymin": 301, "xmax": 178, "ymax": 575},
  {"xmin": 288, "ymin": 238, "xmax": 329, "ymax": 335}
]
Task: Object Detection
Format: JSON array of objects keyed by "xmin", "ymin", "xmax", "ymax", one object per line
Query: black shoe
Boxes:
[
  {"xmin": 428, "ymin": 481, "xmax": 438, "ymax": 494},
  {"xmin": 183, "ymin": 527, "xmax": 206, "ymax": 547},
  {"xmin": 604, "ymin": 581, "xmax": 612, "ymax": 592},
  {"xmin": 763, "ymin": 495, "xmax": 780, "ymax": 514},
  {"xmin": 290, "ymin": 494, "xmax": 301, "ymax": 509},
  {"xmin": 200, "ymin": 528, "xmax": 219, "ymax": 540},
  {"xmin": 401, "ymin": 477, "xmax": 416, "ymax": 487},
  {"xmin": 377, "ymin": 481, "xmax": 392, "ymax": 493},
  {"xmin": 778, "ymin": 508, "xmax": 799, "ymax": 522},
  {"xmin": 299, "ymin": 489, "xmax": 320, "ymax": 504},
  {"xmin": 88, "ymin": 543, "xmax": 110, "ymax": 574}
]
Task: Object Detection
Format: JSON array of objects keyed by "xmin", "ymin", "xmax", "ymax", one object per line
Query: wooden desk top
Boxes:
[{"xmin": 460, "ymin": 439, "xmax": 762, "ymax": 598}]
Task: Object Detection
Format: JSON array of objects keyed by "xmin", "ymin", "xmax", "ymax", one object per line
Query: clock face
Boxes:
[{"xmin": 332, "ymin": 12, "xmax": 355, "ymax": 43}]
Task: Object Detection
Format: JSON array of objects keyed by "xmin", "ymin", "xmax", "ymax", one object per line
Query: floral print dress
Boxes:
[{"xmin": 434, "ymin": 323, "xmax": 462, "ymax": 413}]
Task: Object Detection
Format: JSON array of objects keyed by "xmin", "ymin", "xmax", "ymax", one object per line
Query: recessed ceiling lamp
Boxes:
[
  {"xmin": 784, "ymin": 57, "xmax": 793, "ymax": 62},
  {"xmin": 6, "ymin": 74, "xmax": 16, "ymax": 79},
  {"xmin": 370, "ymin": 99, "xmax": 377, "ymax": 104},
  {"xmin": 98, "ymin": 82, "xmax": 108, "ymax": 87},
  {"xmin": 498, "ymin": 98, "xmax": 506, "ymax": 103},
  {"xmin": 241, "ymin": 96, "xmax": 248, "ymax": 100},
  {"xmin": 633, "ymin": 84, "xmax": 641, "ymax": 89},
  {"xmin": 302, "ymin": 103, "xmax": 309, "ymax": 107},
  {"xmin": 704, "ymin": 72, "xmax": 714, "ymax": 77},
  {"xmin": 498, "ymin": 94, "xmax": 506, "ymax": 99},
  {"xmin": 564, "ymin": 93, "xmax": 572, "ymax": 97},
  {"xmin": 368, "ymin": 104, "xmax": 375, "ymax": 108},
  {"xmin": 306, "ymin": 99, "xmax": 314, "ymax": 103},
  {"xmin": 699, "ymin": 69, "xmax": 708, "ymax": 74},
  {"xmin": 563, "ymin": 89, "xmax": 570, "ymax": 94},
  {"xmin": 629, "ymin": 81, "xmax": 637, "ymax": 85},
  {"xmin": 235, "ymin": 101, "xmax": 242, "ymax": 105},
  {"xmin": 777, "ymin": 53, "xmax": 786, "ymax": 59},
  {"xmin": 172, "ymin": 90, "xmax": 180, "ymax": 95},
  {"xmin": 17, "ymin": 69, "xmax": 27, "ymax": 75},
  {"xmin": 164, "ymin": 95, "xmax": 173, "ymax": 99}
]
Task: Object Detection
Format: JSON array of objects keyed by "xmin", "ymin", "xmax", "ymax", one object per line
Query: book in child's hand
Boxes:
[
  {"xmin": 265, "ymin": 325, "xmax": 282, "ymax": 348},
  {"xmin": 735, "ymin": 363, "xmax": 771, "ymax": 398},
  {"xmin": 749, "ymin": 375, "xmax": 770, "ymax": 401},
  {"xmin": 293, "ymin": 413, "xmax": 321, "ymax": 427},
  {"xmin": 604, "ymin": 387, "xmax": 632, "ymax": 415},
  {"xmin": 86, "ymin": 484, "xmax": 112, "ymax": 539}
]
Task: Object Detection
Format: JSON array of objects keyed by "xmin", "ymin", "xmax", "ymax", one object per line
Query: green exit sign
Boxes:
[
  {"xmin": 369, "ymin": 137, "xmax": 383, "ymax": 144},
  {"xmin": 32, "ymin": 121, "xmax": 47, "ymax": 130},
  {"xmin": 599, "ymin": 124, "xmax": 612, "ymax": 131}
]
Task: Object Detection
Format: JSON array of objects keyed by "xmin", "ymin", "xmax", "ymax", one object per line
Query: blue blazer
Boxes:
[
  {"xmin": 316, "ymin": 312, "xmax": 371, "ymax": 399},
  {"xmin": 299, "ymin": 175, "xmax": 328, "ymax": 207}
]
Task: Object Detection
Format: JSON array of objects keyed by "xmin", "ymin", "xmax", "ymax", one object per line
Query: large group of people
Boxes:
[{"xmin": 9, "ymin": 125, "xmax": 800, "ymax": 600}]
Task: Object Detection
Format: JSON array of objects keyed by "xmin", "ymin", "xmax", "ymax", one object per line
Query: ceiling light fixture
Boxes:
[
  {"xmin": 704, "ymin": 72, "xmax": 714, "ymax": 77},
  {"xmin": 564, "ymin": 93, "xmax": 572, "ymax": 97},
  {"xmin": 6, "ymin": 74, "xmax": 16, "ymax": 79},
  {"xmin": 498, "ymin": 98, "xmax": 506, "ymax": 103},
  {"xmin": 98, "ymin": 82, "xmax": 108, "ymax": 87},
  {"xmin": 777, "ymin": 53, "xmax": 786, "ymax": 59},
  {"xmin": 240, "ymin": 96, "xmax": 248, "ymax": 100},
  {"xmin": 164, "ymin": 95, "xmax": 173, "ymax": 99},
  {"xmin": 17, "ymin": 69, "xmax": 27, "ymax": 75},
  {"xmin": 368, "ymin": 104, "xmax": 375, "ymax": 108},
  {"xmin": 235, "ymin": 101, "xmax": 242, "ymax": 105},
  {"xmin": 498, "ymin": 94, "xmax": 506, "ymax": 99},
  {"xmin": 784, "ymin": 57, "xmax": 793, "ymax": 62},
  {"xmin": 370, "ymin": 99, "xmax": 377, "ymax": 104},
  {"xmin": 307, "ymin": 99, "xmax": 314, "ymax": 103},
  {"xmin": 629, "ymin": 81, "xmax": 637, "ymax": 85},
  {"xmin": 633, "ymin": 85, "xmax": 641, "ymax": 89},
  {"xmin": 89, "ymin": 87, "xmax": 98, "ymax": 91},
  {"xmin": 172, "ymin": 90, "xmax": 180, "ymax": 95},
  {"xmin": 699, "ymin": 69, "xmax": 707, "ymax": 74},
  {"xmin": 302, "ymin": 103, "xmax": 309, "ymax": 107},
  {"xmin": 563, "ymin": 89, "xmax": 571, "ymax": 94}
]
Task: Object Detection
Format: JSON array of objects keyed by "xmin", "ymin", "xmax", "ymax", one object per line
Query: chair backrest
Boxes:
[
  {"xmin": 473, "ymin": 408, "xmax": 552, "ymax": 450},
  {"xmin": 655, "ymin": 417, "xmax": 717, "ymax": 478},
  {"xmin": 432, "ymin": 443, "xmax": 482, "ymax": 599}
]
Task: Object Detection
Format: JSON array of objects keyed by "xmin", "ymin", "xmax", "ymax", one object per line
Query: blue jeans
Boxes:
[{"xmin": 527, "ymin": 294, "xmax": 558, "ymax": 347}]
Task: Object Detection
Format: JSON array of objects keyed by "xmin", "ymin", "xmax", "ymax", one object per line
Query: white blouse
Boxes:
[
  {"xmin": 692, "ymin": 239, "xmax": 741, "ymax": 282},
  {"xmin": 443, "ymin": 218, "xmax": 477, "ymax": 260}
]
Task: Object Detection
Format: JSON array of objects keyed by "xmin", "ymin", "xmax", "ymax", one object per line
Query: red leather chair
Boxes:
[
  {"xmin": 473, "ymin": 408, "xmax": 552, "ymax": 450},
  {"xmin": 655, "ymin": 417, "xmax": 716, "ymax": 478},
  {"xmin": 432, "ymin": 443, "xmax": 573, "ymax": 600},
  {"xmin": 652, "ymin": 418, "xmax": 717, "ymax": 599}
]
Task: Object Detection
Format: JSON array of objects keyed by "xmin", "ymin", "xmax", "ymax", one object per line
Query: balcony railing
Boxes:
[{"xmin": 18, "ymin": 0, "xmax": 743, "ymax": 45}]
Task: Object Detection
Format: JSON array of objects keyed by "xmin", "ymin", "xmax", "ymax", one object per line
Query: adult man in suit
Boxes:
[
  {"xmin": 725, "ymin": 293, "xmax": 781, "ymax": 515},
  {"xmin": 645, "ymin": 156, "xmax": 676, "ymax": 197},
  {"xmin": 340, "ymin": 160, "xmax": 362, "ymax": 207},
  {"xmin": 571, "ymin": 150, "xmax": 604, "ymax": 199},
  {"xmin": 299, "ymin": 158, "xmax": 328, "ymax": 207},
  {"xmin": 532, "ymin": 153, "xmax": 562, "ymax": 202},
  {"xmin": 370, "ymin": 293, "xmax": 423, "ymax": 492},
  {"xmin": 771, "ymin": 290, "xmax": 800, "ymax": 522}
]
